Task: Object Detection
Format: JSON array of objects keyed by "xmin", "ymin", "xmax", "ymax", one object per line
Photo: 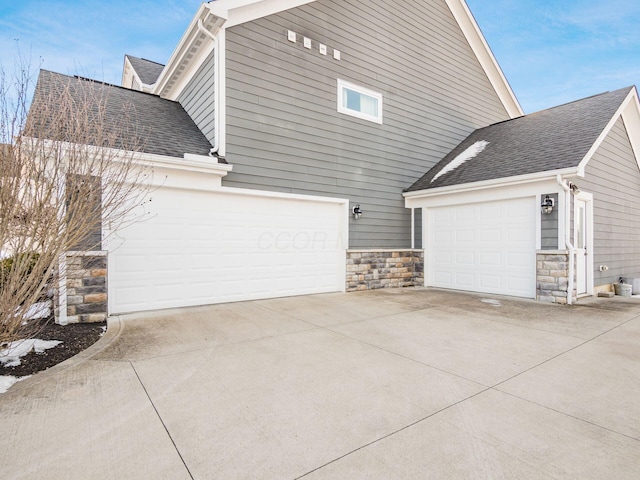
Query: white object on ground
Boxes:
[
  {"xmin": 23, "ymin": 302, "xmax": 51, "ymax": 320},
  {"xmin": 431, "ymin": 140, "xmax": 489, "ymax": 183},
  {"xmin": 480, "ymin": 298, "xmax": 501, "ymax": 306},
  {"xmin": 0, "ymin": 375, "xmax": 31, "ymax": 394},
  {"xmin": 0, "ymin": 339, "xmax": 62, "ymax": 367}
]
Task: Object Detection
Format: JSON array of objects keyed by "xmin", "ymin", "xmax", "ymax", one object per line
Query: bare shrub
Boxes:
[{"xmin": 1, "ymin": 57, "xmax": 151, "ymax": 343}]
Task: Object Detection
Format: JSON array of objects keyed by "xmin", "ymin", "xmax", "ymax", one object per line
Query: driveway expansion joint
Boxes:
[
  {"xmin": 294, "ymin": 386, "xmax": 493, "ymax": 479},
  {"xmin": 130, "ymin": 361, "xmax": 195, "ymax": 480}
]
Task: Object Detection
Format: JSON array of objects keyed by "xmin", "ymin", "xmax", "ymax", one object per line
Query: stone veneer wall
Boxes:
[
  {"xmin": 536, "ymin": 251, "xmax": 576, "ymax": 304},
  {"xmin": 61, "ymin": 252, "xmax": 108, "ymax": 323},
  {"xmin": 346, "ymin": 249, "xmax": 424, "ymax": 292}
]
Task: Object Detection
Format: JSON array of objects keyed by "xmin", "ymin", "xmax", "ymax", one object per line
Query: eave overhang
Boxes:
[
  {"xmin": 153, "ymin": 4, "xmax": 227, "ymax": 99},
  {"xmin": 403, "ymin": 167, "xmax": 578, "ymax": 206}
]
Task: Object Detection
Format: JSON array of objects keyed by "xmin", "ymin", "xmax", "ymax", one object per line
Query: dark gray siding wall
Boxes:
[
  {"xmin": 222, "ymin": 0, "xmax": 510, "ymax": 248},
  {"xmin": 580, "ymin": 117, "xmax": 640, "ymax": 285},
  {"xmin": 177, "ymin": 50, "xmax": 215, "ymax": 144},
  {"xmin": 541, "ymin": 193, "xmax": 558, "ymax": 249}
]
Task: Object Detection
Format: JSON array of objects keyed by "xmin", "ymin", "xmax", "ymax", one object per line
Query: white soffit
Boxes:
[
  {"xmin": 207, "ymin": 0, "xmax": 317, "ymax": 28},
  {"xmin": 445, "ymin": 0, "xmax": 523, "ymax": 118},
  {"xmin": 154, "ymin": 4, "xmax": 226, "ymax": 98}
]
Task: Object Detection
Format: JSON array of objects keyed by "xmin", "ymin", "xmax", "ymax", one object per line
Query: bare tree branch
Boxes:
[{"xmin": 1, "ymin": 54, "xmax": 151, "ymax": 344}]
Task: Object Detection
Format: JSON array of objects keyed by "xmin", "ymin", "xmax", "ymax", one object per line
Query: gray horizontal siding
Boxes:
[
  {"xmin": 222, "ymin": 0, "xmax": 510, "ymax": 248},
  {"xmin": 579, "ymin": 117, "xmax": 640, "ymax": 285},
  {"xmin": 177, "ymin": 50, "xmax": 215, "ymax": 145}
]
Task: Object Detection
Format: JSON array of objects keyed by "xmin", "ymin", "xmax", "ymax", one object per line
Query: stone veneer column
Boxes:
[
  {"xmin": 58, "ymin": 251, "xmax": 108, "ymax": 323},
  {"xmin": 346, "ymin": 249, "xmax": 424, "ymax": 292},
  {"xmin": 536, "ymin": 250, "xmax": 576, "ymax": 304}
]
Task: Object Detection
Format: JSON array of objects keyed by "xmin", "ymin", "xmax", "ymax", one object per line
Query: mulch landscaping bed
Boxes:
[{"xmin": 1, "ymin": 318, "xmax": 106, "ymax": 377}]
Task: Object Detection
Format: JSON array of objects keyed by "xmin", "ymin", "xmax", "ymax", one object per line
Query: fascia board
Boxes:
[
  {"xmin": 214, "ymin": 185, "xmax": 348, "ymax": 206},
  {"xmin": 208, "ymin": 0, "xmax": 316, "ymax": 28},
  {"xmin": 445, "ymin": 0, "xmax": 523, "ymax": 118},
  {"xmin": 403, "ymin": 167, "xmax": 577, "ymax": 201},
  {"xmin": 153, "ymin": 4, "xmax": 225, "ymax": 98},
  {"xmin": 576, "ymin": 88, "xmax": 639, "ymax": 176},
  {"xmin": 121, "ymin": 56, "xmax": 133, "ymax": 88},
  {"xmin": 143, "ymin": 152, "xmax": 233, "ymax": 175},
  {"xmin": 622, "ymin": 88, "xmax": 640, "ymax": 171},
  {"xmin": 23, "ymin": 137, "xmax": 231, "ymax": 177},
  {"xmin": 405, "ymin": 177, "xmax": 561, "ymax": 210}
]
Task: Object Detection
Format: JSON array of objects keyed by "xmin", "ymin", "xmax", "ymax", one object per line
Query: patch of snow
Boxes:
[
  {"xmin": 431, "ymin": 140, "xmax": 489, "ymax": 183},
  {"xmin": 480, "ymin": 298, "xmax": 501, "ymax": 306},
  {"xmin": 23, "ymin": 301, "xmax": 51, "ymax": 320},
  {"xmin": 0, "ymin": 339, "xmax": 63, "ymax": 367},
  {"xmin": 0, "ymin": 375, "xmax": 31, "ymax": 394}
]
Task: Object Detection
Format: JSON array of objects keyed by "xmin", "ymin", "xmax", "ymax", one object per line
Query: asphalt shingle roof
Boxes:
[
  {"xmin": 406, "ymin": 87, "xmax": 634, "ymax": 192},
  {"xmin": 29, "ymin": 70, "xmax": 213, "ymax": 158},
  {"xmin": 125, "ymin": 55, "xmax": 165, "ymax": 85}
]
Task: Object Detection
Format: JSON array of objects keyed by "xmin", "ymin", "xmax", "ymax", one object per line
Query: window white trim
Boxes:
[{"xmin": 337, "ymin": 79, "xmax": 383, "ymax": 124}]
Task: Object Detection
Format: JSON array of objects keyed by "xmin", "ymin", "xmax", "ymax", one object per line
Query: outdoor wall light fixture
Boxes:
[
  {"xmin": 352, "ymin": 204, "xmax": 363, "ymax": 220},
  {"xmin": 568, "ymin": 182, "xmax": 581, "ymax": 195},
  {"xmin": 541, "ymin": 195, "xmax": 554, "ymax": 214}
]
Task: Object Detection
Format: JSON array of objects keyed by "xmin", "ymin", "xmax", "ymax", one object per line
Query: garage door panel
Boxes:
[
  {"xmin": 479, "ymin": 275, "xmax": 501, "ymax": 289},
  {"xmin": 434, "ymin": 230, "xmax": 452, "ymax": 243},
  {"xmin": 434, "ymin": 270, "xmax": 453, "ymax": 284},
  {"xmin": 507, "ymin": 252, "xmax": 531, "ymax": 268},
  {"xmin": 479, "ymin": 204, "xmax": 501, "ymax": 220},
  {"xmin": 455, "ymin": 229, "xmax": 475, "ymax": 243},
  {"xmin": 433, "ymin": 251, "xmax": 453, "ymax": 265},
  {"xmin": 428, "ymin": 198, "xmax": 535, "ymax": 298},
  {"xmin": 454, "ymin": 207, "xmax": 475, "ymax": 221},
  {"xmin": 479, "ymin": 252, "xmax": 501, "ymax": 266},
  {"xmin": 455, "ymin": 252, "xmax": 475, "ymax": 265},
  {"xmin": 508, "ymin": 228, "xmax": 531, "ymax": 242},
  {"xmin": 455, "ymin": 273, "xmax": 474, "ymax": 287},
  {"xmin": 108, "ymin": 187, "xmax": 346, "ymax": 314},
  {"xmin": 479, "ymin": 228, "xmax": 501, "ymax": 243}
]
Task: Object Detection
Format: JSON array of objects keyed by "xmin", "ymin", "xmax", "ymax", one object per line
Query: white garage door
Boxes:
[
  {"xmin": 427, "ymin": 198, "xmax": 536, "ymax": 298},
  {"xmin": 108, "ymin": 187, "xmax": 347, "ymax": 314}
]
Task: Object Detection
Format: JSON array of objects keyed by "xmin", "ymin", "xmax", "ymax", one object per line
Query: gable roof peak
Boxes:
[{"xmin": 406, "ymin": 85, "xmax": 637, "ymax": 193}]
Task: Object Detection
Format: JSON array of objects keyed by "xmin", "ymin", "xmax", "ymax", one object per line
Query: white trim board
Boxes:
[{"xmin": 577, "ymin": 88, "xmax": 640, "ymax": 175}]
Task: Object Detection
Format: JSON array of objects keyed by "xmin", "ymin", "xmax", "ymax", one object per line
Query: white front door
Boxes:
[{"xmin": 574, "ymin": 196, "xmax": 592, "ymax": 296}]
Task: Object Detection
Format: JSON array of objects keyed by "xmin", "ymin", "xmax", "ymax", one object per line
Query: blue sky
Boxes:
[
  {"xmin": 466, "ymin": 0, "xmax": 640, "ymax": 112},
  {"xmin": 1, "ymin": 0, "xmax": 639, "ymax": 113}
]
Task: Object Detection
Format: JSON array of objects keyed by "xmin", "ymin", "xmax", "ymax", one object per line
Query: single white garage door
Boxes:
[
  {"xmin": 108, "ymin": 187, "xmax": 347, "ymax": 314},
  {"xmin": 427, "ymin": 198, "xmax": 536, "ymax": 298}
]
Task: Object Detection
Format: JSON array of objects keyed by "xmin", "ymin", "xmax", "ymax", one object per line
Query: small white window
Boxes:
[{"xmin": 337, "ymin": 79, "xmax": 382, "ymax": 124}]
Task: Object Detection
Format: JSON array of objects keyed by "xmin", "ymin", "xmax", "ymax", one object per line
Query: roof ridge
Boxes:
[
  {"xmin": 527, "ymin": 86, "xmax": 634, "ymax": 115},
  {"xmin": 125, "ymin": 54, "xmax": 165, "ymax": 67},
  {"xmin": 476, "ymin": 86, "xmax": 634, "ymax": 131},
  {"xmin": 40, "ymin": 69, "xmax": 172, "ymax": 101}
]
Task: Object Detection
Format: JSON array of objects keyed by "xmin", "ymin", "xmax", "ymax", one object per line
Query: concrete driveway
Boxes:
[{"xmin": 1, "ymin": 288, "xmax": 639, "ymax": 479}]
